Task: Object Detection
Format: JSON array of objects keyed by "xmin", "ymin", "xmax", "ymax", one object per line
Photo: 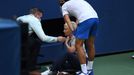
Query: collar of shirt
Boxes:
[{"xmin": 30, "ymin": 14, "xmax": 41, "ymax": 21}]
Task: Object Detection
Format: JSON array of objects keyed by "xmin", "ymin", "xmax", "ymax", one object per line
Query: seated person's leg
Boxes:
[
  {"xmin": 49, "ymin": 53, "xmax": 80, "ymax": 75},
  {"xmin": 66, "ymin": 53, "xmax": 81, "ymax": 71},
  {"xmin": 50, "ymin": 53, "xmax": 68, "ymax": 72}
]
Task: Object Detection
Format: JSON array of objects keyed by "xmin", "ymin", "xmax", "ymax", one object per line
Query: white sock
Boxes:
[
  {"xmin": 87, "ymin": 61, "xmax": 93, "ymax": 70},
  {"xmin": 81, "ymin": 64, "xmax": 87, "ymax": 74}
]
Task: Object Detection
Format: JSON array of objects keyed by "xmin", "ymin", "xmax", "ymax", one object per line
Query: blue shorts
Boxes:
[{"xmin": 74, "ymin": 18, "xmax": 99, "ymax": 39}]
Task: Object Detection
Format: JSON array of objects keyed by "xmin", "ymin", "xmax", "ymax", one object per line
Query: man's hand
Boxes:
[{"xmin": 57, "ymin": 36, "xmax": 66, "ymax": 42}]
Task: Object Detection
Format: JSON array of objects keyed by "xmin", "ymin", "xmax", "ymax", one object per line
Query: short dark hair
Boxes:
[
  {"xmin": 64, "ymin": 0, "xmax": 69, "ymax": 2},
  {"xmin": 59, "ymin": 0, "xmax": 69, "ymax": 6},
  {"xmin": 29, "ymin": 8, "xmax": 43, "ymax": 14}
]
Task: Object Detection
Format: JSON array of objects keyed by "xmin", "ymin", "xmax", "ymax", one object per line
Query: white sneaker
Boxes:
[
  {"xmin": 76, "ymin": 71, "xmax": 88, "ymax": 75},
  {"xmin": 132, "ymin": 55, "xmax": 134, "ymax": 59},
  {"xmin": 41, "ymin": 69, "xmax": 50, "ymax": 75}
]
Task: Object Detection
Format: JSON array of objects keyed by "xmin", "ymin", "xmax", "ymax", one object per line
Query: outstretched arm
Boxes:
[{"xmin": 30, "ymin": 21, "xmax": 65, "ymax": 43}]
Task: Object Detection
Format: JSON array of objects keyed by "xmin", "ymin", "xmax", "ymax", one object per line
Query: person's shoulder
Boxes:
[
  {"xmin": 66, "ymin": 0, "xmax": 72, "ymax": 4},
  {"xmin": 16, "ymin": 14, "xmax": 35, "ymax": 23},
  {"xmin": 62, "ymin": 1, "xmax": 70, "ymax": 8},
  {"xmin": 17, "ymin": 14, "xmax": 29, "ymax": 19},
  {"xmin": 63, "ymin": 0, "xmax": 71, "ymax": 5},
  {"xmin": 23, "ymin": 14, "xmax": 38, "ymax": 21}
]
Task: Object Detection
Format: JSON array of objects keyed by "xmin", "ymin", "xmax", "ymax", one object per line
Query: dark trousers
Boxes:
[
  {"xmin": 21, "ymin": 36, "xmax": 42, "ymax": 75},
  {"xmin": 28, "ymin": 37, "xmax": 42, "ymax": 71},
  {"xmin": 51, "ymin": 53, "xmax": 81, "ymax": 73}
]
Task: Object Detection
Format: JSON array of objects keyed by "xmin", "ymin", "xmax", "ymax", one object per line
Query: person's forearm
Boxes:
[
  {"xmin": 64, "ymin": 15, "xmax": 73, "ymax": 32},
  {"xmin": 76, "ymin": 19, "xmax": 79, "ymax": 25},
  {"xmin": 31, "ymin": 23, "xmax": 58, "ymax": 43},
  {"xmin": 35, "ymin": 30, "xmax": 58, "ymax": 43},
  {"xmin": 65, "ymin": 42, "xmax": 76, "ymax": 52},
  {"xmin": 42, "ymin": 35, "xmax": 58, "ymax": 43}
]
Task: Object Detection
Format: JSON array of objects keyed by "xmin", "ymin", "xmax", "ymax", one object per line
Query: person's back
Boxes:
[
  {"xmin": 17, "ymin": 14, "xmax": 40, "ymax": 35},
  {"xmin": 17, "ymin": 14, "xmax": 36, "ymax": 23},
  {"xmin": 62, "ymin": 0, "xmax": 98, "ymax": 23}
]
